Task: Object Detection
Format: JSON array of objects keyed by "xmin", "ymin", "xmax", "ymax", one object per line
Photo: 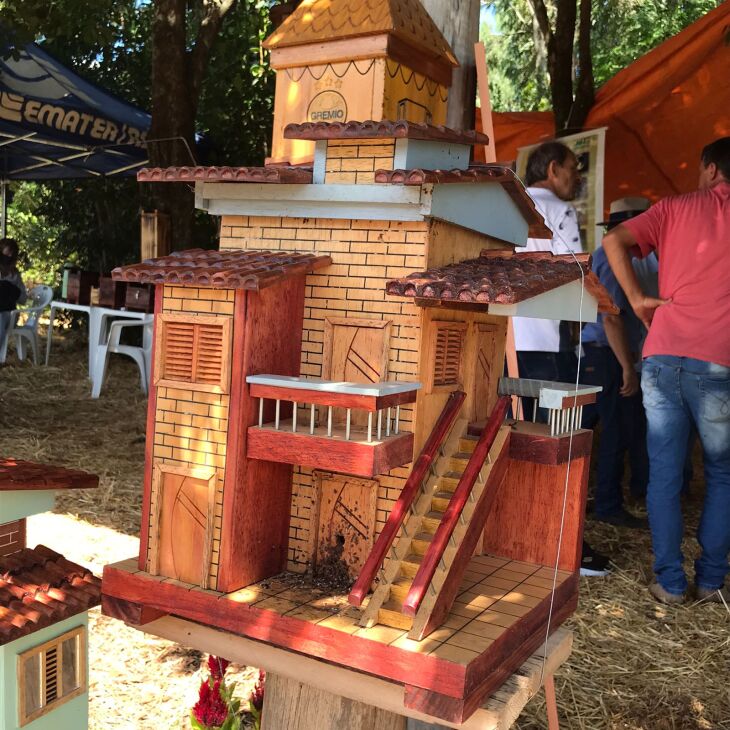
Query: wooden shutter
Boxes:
[
  {"xmin": 432, "ymin": 323, "xmax": 466, "ymax": 388},
  {"xmin": 156, "ymin": 314, "xmax": 231, "ymax": 393}
]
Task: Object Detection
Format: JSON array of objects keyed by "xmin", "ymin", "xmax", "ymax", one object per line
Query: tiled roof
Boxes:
[
  {"xmin": 284, "ymin": 120, "xmax": 488, "ymax": 146},
  {"xmin": 374, "ymin": 165, "xmax": 552, "ymax": 239},
  {"xmin": 264, "ymin": 0, "xmax": 457, "ymax": 67},
  {"xmin": 0, "ymin": 459, "xmax": 98, "ymax": 492},
  {"xmin": 112, "ymin": 249, "xmax": 332, "ymax": 290},
  {"xmin": 137, "ymin": 166, "xmax": 313, "ymax": 184},
  {"xmin": 386, "ymin": 250, "xmax": 618, "ymax": 313},
  {"xmin": 0, "ymin": 545, "xmax": 101, "ymax": 646}
]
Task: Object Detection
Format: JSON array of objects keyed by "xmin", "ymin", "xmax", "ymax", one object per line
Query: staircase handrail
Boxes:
[
  {"xmin": 402, "ymin": 395, "xmax": 511, "ymax": 617},
  {"xmin": 348, "ymin": 390, "xmax": 466, "ymax": 607}
]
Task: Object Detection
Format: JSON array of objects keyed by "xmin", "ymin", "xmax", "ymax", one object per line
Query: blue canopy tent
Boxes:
[{"xmin": 0, "ymin": 41, "xmax": 151, "ymax": 233}]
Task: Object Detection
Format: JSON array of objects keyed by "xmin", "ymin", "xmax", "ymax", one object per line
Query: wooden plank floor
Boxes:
[{"xmin": 227, "ymin": 554, "xmax": 572, "ymax": 666}]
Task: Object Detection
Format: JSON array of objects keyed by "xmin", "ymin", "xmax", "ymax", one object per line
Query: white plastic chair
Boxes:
[
  {"xmin": 0, "ymin": 285, "xmax": 53, "ymax": 365},
  {"xmin": 91, "ymin": 316, "xmax": 153, "ymax": 398}
]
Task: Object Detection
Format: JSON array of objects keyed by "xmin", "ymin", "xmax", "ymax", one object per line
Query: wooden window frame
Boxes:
[
  {"xmin": 154, "ymin": 313, "xmax": 232, "ymax": 394},
  {"xmin": 426, "ymin": 321, "xmax": 468, "ymax": 393},
  {"xmin": 147, "ymin": 463, "xmax": 217, "ymax": 589},
  {"xmin": 17, "ymin": 626, "xmax": 86, "ymax": 727}
]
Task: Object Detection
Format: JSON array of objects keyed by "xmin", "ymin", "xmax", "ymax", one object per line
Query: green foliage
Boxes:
[
  {"xmin": 1, "ymin": 0, "xmax": 274, "ymax": 281},
  {"xmin": 481, "ymin": 0, "xmax": 721, "ymax": 113}
]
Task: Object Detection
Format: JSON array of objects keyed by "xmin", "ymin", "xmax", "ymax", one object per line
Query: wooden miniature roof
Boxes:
[
  {"xmin": 112, "ymin": 249, "xmax": 332, "ymax": 289},
  {"xmin": 0, "ymin": 545, "xmax": 101, "ymax": 646},
  {"xmin": 263, "ymin": 0, "xmax": 457, "ymax": 67},
  {"xmin": 284, "ymin": 120, "xmax": 487, "ymax": 146},
  {"xmin": 386, "ymin": 250, "xmax": 619, "ymax": 312},
  {"xmin": 137, "ymin": 166, "xmax": 313, "ymax": 184},
  {"xmin": 0, "ymin": 458, "xmax": 98, "ymax": 492},
  {"xmin": 375, "ymin": 165, "xmax": 553, "ymax": 239}
]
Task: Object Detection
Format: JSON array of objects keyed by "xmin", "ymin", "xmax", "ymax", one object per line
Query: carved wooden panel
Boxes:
[
  {"xmin": 323, "ymin": 317, "xmax": 391, "ymax": 425},
  {"xmin": 472, "ymin": 324, "xmax": 500, "ymax": 422},
  {"xmin": 150, "ymin": 465, "xmax": 215, "ymax": 588},
  {"xmin": 155, "ymin": 313, "xmax": 232, "ymax": 394},
  {"xmin": 311, "ymin": 473, "xmax": 378, "ymax": 578}
]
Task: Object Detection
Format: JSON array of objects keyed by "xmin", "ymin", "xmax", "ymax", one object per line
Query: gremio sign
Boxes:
[{"xmin": 307, "ymin": 90, "xmax": 347, "ymax": 123}]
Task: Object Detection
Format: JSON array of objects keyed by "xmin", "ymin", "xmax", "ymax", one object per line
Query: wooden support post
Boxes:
[{"xmin": 260, "ymin": 673, "xmax": 407, "ymax": 730}]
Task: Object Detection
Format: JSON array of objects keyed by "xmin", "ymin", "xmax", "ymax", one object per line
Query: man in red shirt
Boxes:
[{"xmin": 603, "ymin": 137, "xmax": 730, "ymax": 604}]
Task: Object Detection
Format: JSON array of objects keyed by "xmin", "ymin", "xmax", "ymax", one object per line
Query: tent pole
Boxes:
[{"xmin": 1, "ymin": 180, "xmax": 7, "ymax": 238}]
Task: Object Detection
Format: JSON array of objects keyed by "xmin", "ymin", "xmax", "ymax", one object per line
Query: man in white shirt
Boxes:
[{"xmin": 513, "ymin": 142, "xmax": 610, "ymax": 577}]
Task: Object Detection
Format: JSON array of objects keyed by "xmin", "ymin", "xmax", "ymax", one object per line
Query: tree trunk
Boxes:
[
  {"xmin": 419, "ymin": 0, "xmax": 481, "ymax": 131},
  {"xmin": 148, "ymin": 0, "xmax": 197, "ymax": 249},
  {"xmin": 567, "ymin": 0, "xmax": 595, "ymax": 131},
  {"xmin": 260, "ymin": 673, "xmax": 407, "ymax": 730}
]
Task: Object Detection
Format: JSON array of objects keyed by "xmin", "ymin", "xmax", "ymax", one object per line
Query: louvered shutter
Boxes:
[
  {"xmin": 432, "ymin": 324, "xmax": 466, "ymax": 387},
  {"xmin": 157, "ymin": 314, "xmax": 231, "ymax": 393}
]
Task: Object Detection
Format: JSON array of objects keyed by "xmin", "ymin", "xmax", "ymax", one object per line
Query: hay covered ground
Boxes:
[{"xmin": 1, "ymin": 336, "xmax": 728, "ymax": 729}]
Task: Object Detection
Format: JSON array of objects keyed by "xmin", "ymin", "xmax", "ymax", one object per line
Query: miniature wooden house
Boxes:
[
  {"xmin": 0, "ymin": 459, "xmax": 100, "ymax": 730},
  {"xmin": 264, "ymin": 0, "xmax": 458, "ymax": 164},
  {"xmin": 101, "ymin": 2, "xmax": 617, "ymax": 723},
  {"xmin": 103, "ymin": 116, "xmax": 615, "ymax": 725}
]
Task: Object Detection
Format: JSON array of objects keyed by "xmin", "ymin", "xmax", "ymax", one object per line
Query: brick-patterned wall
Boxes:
[
  {"xmin": 0, "ymin": 519, "xmax": 26, "ymax": 557},
  {"xmin": 146, "ymin": 286, "xmax": 235, "ymax": 586},
  {"xmin": 220, "ymin": 215, "xmax": 425, "ymax": 572},
  {"xmin": 324, "ymin": 139, "xmax": 395, "ymax": 184}
]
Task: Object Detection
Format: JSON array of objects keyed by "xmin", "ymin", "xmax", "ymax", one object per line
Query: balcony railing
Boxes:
[
  {"xmin": 245, "ymin": 375, "xmax": 421, "ymax": 478},
  {"xmin": 498, "ymin": 377, "xmax": 600, "ymax": 436}
]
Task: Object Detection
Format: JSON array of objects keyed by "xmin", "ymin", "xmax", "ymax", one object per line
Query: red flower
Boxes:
[
  {"xmin": 251, "ymin": 670, "xmax": 265, "ymax": 713},
  {"xmin": 207, "ymin": 655, "xmax": 230, "ymax": 680},
  {"xmin": 193, "ymin": 677, "xmax": 228, "ymax": 728}
]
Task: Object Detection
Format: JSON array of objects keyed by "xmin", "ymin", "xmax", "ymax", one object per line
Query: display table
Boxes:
[{"xmin": 138, "ymin": 616, "xmax": 572, "ymax": 730}]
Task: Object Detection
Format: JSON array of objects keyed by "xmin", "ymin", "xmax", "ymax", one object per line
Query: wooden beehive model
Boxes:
[{"xmin": 101, "ymin": 1, "xmax": 616, "ymax": 724}]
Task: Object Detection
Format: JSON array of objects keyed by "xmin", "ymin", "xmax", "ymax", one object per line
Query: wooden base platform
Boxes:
[{"xmin": 102, "ymin": 555, "xmax": 577, "ymax": 723}]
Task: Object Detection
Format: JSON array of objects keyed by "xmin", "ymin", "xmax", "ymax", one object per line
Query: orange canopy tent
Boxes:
[{"xmin": 476, "ymin": 1, "xmax": 730, "ymax": 209}]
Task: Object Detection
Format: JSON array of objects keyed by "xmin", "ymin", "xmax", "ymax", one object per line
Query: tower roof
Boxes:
[{"xmin": 264, "ymin": 0, "xmax": 457, "ymax": 67}]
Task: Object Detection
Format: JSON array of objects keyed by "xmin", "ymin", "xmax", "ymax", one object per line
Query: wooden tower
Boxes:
[{"xmin": 264, "ymin": 0, "xmax": 459, "ymax": 164}]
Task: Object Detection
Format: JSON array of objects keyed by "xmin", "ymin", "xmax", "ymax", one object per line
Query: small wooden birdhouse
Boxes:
[
  {"xmin": 0, "ymin": 459, "xmax": 100, "ymax": 730},
  {"xmin": 264, "ymin": 0, "xmax": 459, "ymax": 164}
]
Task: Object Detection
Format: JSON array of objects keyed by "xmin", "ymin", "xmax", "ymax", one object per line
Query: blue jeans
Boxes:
[
  {"xmin": 581, "ymin": 344, "xmax": 648, "ymax": 517},
  {"xmin": 642, "ymin": 356, "xmax": 730, "ymax": 593}
]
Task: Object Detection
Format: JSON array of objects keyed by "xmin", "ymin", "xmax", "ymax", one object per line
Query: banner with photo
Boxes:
[{"xmin": 516, "ymin": 128, "xmax": 606, "ymax": 252}]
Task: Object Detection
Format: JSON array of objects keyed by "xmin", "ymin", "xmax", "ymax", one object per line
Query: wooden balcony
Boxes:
[{"xmin": 246, "ymin": 376, "xmax": 420, "ymax": 478}]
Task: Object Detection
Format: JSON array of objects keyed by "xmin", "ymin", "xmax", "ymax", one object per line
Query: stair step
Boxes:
[
  {"xmin": 411, "ymin": 532, "xmax": 434, "ymax": 555},
  {"xmin": 468, "ymin": 420, "xmax": 488, "ymax": 437},
  {"xmin": 459, "ymin": 435, "xmax": 479, "ymax": 453},
  {"xmin": 431, "ymin": 490, "xmax": 454, "ymax": 512},
  {"xmin": 390, "ymin": 578, "xmax": 413, "ymax": 603},
  {"xmin": 449, "ymin": 452, "xmax": 471, "ymax": 471},
  {"xmin": 400, "ymin": 553, "xmax": 424, "ymax": 578},
  {"xmin": 421, "ymin": 511, "xmax": 445, "ymax": 534},
  {"xmin": 378, "ymin": 600, "xmax": 413, "ymax": 630},
  {"xmin": 438, "ymin": 472, "xmax": 462, "ymax": 493}
]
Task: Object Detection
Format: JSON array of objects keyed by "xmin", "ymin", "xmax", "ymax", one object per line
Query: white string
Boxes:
[{"xmin": 533, "ymin": 209, "xmax": 588, "ymax": 692}]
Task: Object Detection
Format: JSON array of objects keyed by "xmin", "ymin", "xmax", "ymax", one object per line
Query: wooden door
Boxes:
[
  {"xmin": 312, "ymin": 474, "xmax": 377, "ymax": 579},
  {"xmin": 472, "ymin": 324, "xmax": 500, "ymax": 422},
  {"xmin": 323, "ymin": 318, "xmax": 391, "ymax": 426},
  {"xmin": 152, "ymin": 466, "xmax": 215, "ymax": 587}
]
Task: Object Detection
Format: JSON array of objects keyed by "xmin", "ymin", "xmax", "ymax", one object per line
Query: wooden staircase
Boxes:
[{"xmin": 359, "ymin": 414, "xmax": 510, "ymax": 639}]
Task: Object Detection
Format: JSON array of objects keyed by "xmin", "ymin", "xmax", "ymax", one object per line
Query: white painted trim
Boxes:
[
  {"xmin": 392, "ymin": 138, "xmax": 470, "ymax": 172},
  {"xmin": 312, "ymin": 140, "xmax": 327, "ymax": 184},
  {"xmin": 246, "ymin": 374, "xmax": 421, "ymax": 396},
  {"xmin": 488, "ymin": 280, "xmax": 598, "ymax": 323}
]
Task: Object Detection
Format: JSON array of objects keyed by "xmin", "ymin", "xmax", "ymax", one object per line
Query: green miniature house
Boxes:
[{"xmin": 0, "ymin": 458, "xmax": 100, "ymax": 730}]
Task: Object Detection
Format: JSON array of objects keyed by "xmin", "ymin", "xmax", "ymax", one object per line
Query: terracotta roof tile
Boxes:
[
  {"xmin": 374, "ymin": 165, "xmax": 552, "ymax": 239},
  {"xmin": 284, "ymin": 120, "xmax": 488, "ymax": 146},
  {"xmin": 0, "ymin": 546, "xmax": 101, "ymax": 646},
  {"xmin": 0, "ymin": 459, "xmax": 98, "ymax": 492},
  {"xmin": 264, "ymin": 0, "xmax": 457, "ymax": 67},
  {"xmin": 386, "ymin": 250, "xmax": 618, "ymax": 313},
  {"xmin": 113, "ymin": 249, "xmax": 332, "ymax": 290},
  {"xmin": 137, "ymin": 166, "xmax": 312, "ymax": 184}
]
